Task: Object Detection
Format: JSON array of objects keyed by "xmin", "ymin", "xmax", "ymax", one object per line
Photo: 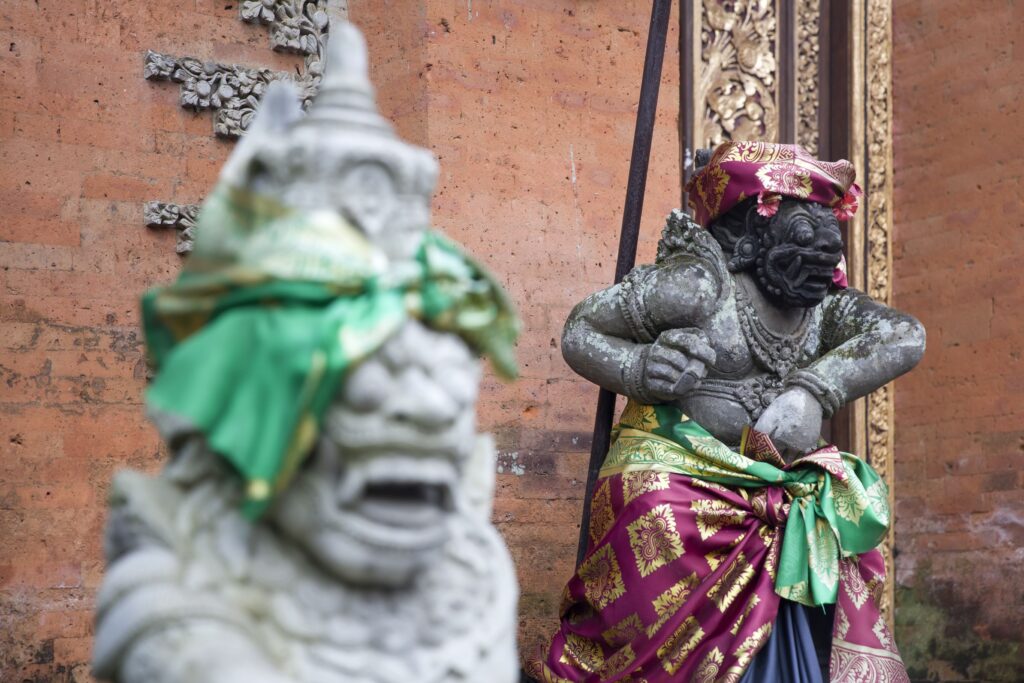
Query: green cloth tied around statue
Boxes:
[
  {"xmin": 601, "ymin": 401, "xmax": 891, "ymax": 607},
  {"xmin": 142, "ymin": 183, "xmax": 519, "ymax": 518}
]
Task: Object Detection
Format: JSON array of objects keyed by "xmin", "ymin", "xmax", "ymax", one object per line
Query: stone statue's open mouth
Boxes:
[
  {"xmin": 357, "ymin": 479, "xmax": 452, "ymax": 527},
  {"xmin": 334, "ymin": 456, "xmax": 458, "ymax": 547},
  {"xmin": 767, "ymin": 247, "xmax": 840, "ymax": 297}
]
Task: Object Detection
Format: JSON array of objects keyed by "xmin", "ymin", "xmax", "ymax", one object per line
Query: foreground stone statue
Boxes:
[
  {"xmin": 92, "ymin": 22, "xmax": 520, "ymax": 683},
  {"xmin": 530, "ymin": 142, "xmax": 925, "ymax": 682}
]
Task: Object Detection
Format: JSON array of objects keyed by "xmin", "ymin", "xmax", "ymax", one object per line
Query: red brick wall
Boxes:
[
  {"xmin": 0, "ymin": 3, "xmax": 317, "ymax": 678},
  {"xmin": 18, "ymin": 1, "xmax": 1022, "ymax": 680},
  {"xmin": 0, "ymin": 1, "xmax": 680, "ymax": 678},
  {"xmin": 892, "ymin": 0, "xmax": 1024, "ymax": 678}
]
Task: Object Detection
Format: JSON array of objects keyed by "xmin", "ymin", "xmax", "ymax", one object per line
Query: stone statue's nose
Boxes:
[
  {"xmin": 389, "ymin": 367, "xmax": 459, "ymax": 429},
  {"xmin": 817, "ymin": 225, "xmax": 843, "ymax": 254}
]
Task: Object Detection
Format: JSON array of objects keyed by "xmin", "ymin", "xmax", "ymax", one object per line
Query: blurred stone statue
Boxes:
[
  {"xmin": 530, "ymin": 143, "xmax": 924, "ymax": 682},
  {"xmin": 92, "ymin": 22, "xmax": 520, "ymax": 683}
]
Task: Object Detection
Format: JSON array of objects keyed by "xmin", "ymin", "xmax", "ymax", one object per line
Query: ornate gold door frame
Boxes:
[{"xmin": 680, "ymin": 0, "xmax": 896, "ymax": 619}]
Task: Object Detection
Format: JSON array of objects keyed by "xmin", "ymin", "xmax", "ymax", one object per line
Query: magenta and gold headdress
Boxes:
[{"xmin": 685, "ymin": 141, "xmax": 862, "ymax": 228}]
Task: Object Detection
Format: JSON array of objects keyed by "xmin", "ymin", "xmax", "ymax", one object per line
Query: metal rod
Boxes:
[{"xmin": 575, "ymin": 0, "xmax": 674, "ymax": 568}]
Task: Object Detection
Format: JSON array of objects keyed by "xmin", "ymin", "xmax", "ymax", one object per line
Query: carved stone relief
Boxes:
[
  {"xmin": 145, "ymin": 0, "xmax": 348, "ymax": 254},
  {"xmin": 146, "ymin": 1, "xmax": 332, "ymax": 139},
  {"xmin": 693, "ymin": 0, "xmax": 779, "ymax": 149},
  {"xmin": 97, "ymin": 22, "xmax": 520, "ymax": 682},
  {"xmin": 143, "ymin": 201, "xmax": 199, "ymax": 254}
]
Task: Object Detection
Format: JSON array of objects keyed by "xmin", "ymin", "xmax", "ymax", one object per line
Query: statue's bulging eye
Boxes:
[{"xmin": 793, "ymin": 221, "xmax": 814, "ymax": 247}]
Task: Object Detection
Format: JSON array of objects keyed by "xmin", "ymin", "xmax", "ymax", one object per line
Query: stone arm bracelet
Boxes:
[
  {"xmin": 798, "ymin": 287, "xmax": 925, "ymax": 414},
  {"xmin": 621, "ymin": 344, "xmax": 656, "ymax": 404},
  {"xmin": 783, "ymin": 369, "xmax": 845, "ymax": 419},
  {"xmin": 617, "ymin": 267, "xmax": 659, "ymax": 344}
]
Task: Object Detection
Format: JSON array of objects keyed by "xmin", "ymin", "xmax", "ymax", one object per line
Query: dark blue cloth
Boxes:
[{"xmin": 739, "ymin": 599, "xmax": 834, "ymax": 683}]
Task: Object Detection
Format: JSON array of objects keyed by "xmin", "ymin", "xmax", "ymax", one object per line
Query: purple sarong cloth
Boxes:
[{"xmin": 530, "ymin": 456, "xmax": 908, "ymax": 681}]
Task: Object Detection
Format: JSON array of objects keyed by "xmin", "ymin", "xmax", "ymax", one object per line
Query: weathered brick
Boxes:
[{"xmin": 892, "ymin": 0, "xmax": 1024, "ymax": 672}]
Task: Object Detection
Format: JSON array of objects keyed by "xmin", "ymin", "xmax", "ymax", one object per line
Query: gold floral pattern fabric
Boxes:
[
  {"xmin": 578, "ymin": 544, "xmax": 626, "ymax": 611},
  {"xmin": 621, "ymin": 470, "xmax": 670, "ymax": 507},
  {"xmin": 627, "ymin": 504, "xmax": 685, "ymax": 577},
  {"xmin": 560, "ymin": 633, "xmax": 604, "ymax": 673},
  {"xmin": 532, "ymin": 402, "xmax": 908, "ymax": 682},
  {"xmin": 692, "ymin": 498, "xmax": 748, "ymax": 540},
  {"xmin": 685, "ymin": 140, "xmax": 861, "ymax": 229},
  {"xmin": 589, "ymin": 480, "xmax": 616, "ymax": 546}
]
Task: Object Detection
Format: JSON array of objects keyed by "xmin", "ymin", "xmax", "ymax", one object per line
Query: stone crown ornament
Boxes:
[
  {"xmin": 240, "ymin": 23, "xmax": 438, "ymax": 261},
  {"xmin": 293, "ymin": 20, "xmax": 438, "ymax": 200}
]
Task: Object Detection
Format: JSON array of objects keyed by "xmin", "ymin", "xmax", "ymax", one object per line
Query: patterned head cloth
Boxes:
[
  {"xmin": 685, "ymin": 141, "xmax": 862, "ymax": 228},
  {"xmin": 142, "ymin": 185, "xmax": 519, "ymax": 519}
]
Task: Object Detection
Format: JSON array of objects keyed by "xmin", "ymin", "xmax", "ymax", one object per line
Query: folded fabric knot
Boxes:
[
  {"xmin": 773, "ymin": 446, "xmax": 890, "ymax": 606},
  {"xmin": 750, "ymin": 485, "xmax": 789, "ymax": 528}
]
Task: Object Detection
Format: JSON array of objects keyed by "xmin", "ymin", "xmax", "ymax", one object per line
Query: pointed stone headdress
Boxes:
[
  {"xmin": 298, "ymin": 21, "xmax": 393, "ymax": 134},
  {"xmin": 287, "ymin": 21, "xmax": 438, "ymax": 199}
]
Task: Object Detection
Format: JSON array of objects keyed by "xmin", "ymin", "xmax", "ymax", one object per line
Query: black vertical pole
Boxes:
[{"xmin": 575, "ymin": 0, "xmax": 674, "ymax": 568}]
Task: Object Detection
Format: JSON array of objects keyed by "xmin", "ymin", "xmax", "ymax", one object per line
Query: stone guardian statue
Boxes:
[
  {"xmin": 530, "ymin": 142, "xmax": 925, "ymax": 682},
  {"xmin": 92, "ymin": 22, "xmax": 521, "ymax": 683}
]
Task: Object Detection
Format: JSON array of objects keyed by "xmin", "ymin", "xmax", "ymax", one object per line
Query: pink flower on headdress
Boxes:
[
  {"xmin": 832, "ymin": 184, "xmax": 863, "ymax": 221},
  {"xmin": 832, "ymin": 253, "xmax": 849, "ymax": 289},
  {"xmin": 756, "ymin": 191, "xmax": 781, "ymax": 218}
]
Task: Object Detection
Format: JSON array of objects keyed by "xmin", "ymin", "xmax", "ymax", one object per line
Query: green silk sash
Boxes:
[
  {"xmin": 601, "ymin": 401, "xmax": 891, "ymax": 607},
  {"xmin": 142, "ymin": 184, "xmax": 519, "ymax": 518}
]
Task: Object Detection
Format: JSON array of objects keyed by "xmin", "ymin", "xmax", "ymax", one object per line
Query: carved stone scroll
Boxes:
[
  {"xmin": 145, "ymin": 1, "xmax": 348, "ymax": 252},
  {"xmin": 145, "ymin": 1, "xmax": 331, "ymax": 140},
  {"xmin": 144, "ymin": 52, "xmax": 291, "ymax": 140},
  {"xmin": 144, "ymin": 202, "xmax": 199, "ymax": 254}
]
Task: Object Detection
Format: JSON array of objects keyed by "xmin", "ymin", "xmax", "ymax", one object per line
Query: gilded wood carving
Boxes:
[
  {"xmin": 864, "ymin": 0, "xmax": 896, "ymax": 622},
  {"xmin": 796, "ymin": 0, "xmax": 820, "ymax": 155},
  {"xmin": 693, "ymin": 0, "xmax": 779, "ymax": 148}
]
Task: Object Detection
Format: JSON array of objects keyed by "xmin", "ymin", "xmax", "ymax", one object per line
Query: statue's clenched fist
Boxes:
[
  {"xmin": 636, "ymin": 328, "xmax": 716, "ymax": 402},
  {"xmin": 754, "ymin": 386, "xmax": 823, "ymax": 461}
]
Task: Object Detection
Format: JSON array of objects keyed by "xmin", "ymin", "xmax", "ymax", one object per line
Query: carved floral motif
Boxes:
[
  {"xmin": 796, "ymin": 0, "xmax": 820, "ymax": 155},
  {"xmin": 144, "ymin": 1, "xmax": 329, "ymax": 140},
  {"xmin": 865, "ymin": 0, "xmax": 895, "ymax": 622},
  {"xmin": 145, "ymin": 1, "xmax": 343, "ymax": 252},
  {"xmin": 144, "ymin": 202, "xmax": 199, "ymax": 254},
  {"xmin": 242, "ymin": 0, "xmax": 331, "ymax": 57},
  {"xmin": 695, "ymin": 0, "xmax": 778, "ymax": 147}
]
